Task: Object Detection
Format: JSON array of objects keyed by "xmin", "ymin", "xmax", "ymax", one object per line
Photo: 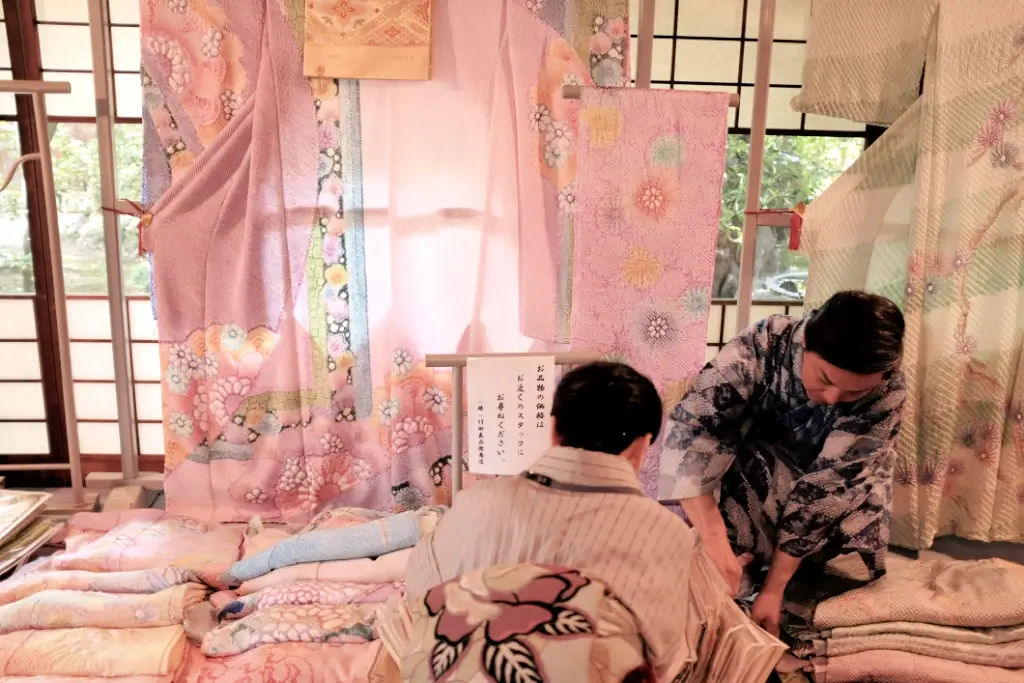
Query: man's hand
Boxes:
[
  {"xmin": 707, "ymin": 545, "xmax": 752, "ymax": 597},
  {"xmin": 750, "ymin": 588, "xmax": 783, "ymax": 637}
]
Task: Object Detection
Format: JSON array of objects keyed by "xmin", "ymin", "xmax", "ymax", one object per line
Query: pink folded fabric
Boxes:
[
  {"xmin": 0, "ymin": 641, "xmax": 203, "ymax": 683},
  {"xmin": 0, "ymin": 583, "xmax": 208, "ymax": 634},
  {"xmin": 811, "ymin": 650, "xmax": 1024, "ymax": 683},
  {"xmin": 0, "ymin": 626, "xmax": 187, "ymax": 677},
  {"xmin": 188, "ymin": 641, "xmax": 382, "ymax": 683},
  {"xmin": 53, "ymin": 512, "xmax": 242, "ymax": 589},
  {"xmin": 237, "ymin": 548, "xmax": 412, "ymax": 595},
  {"xmin": 0, "ymin": 567, "xmax": 200, "ymax": 607}
]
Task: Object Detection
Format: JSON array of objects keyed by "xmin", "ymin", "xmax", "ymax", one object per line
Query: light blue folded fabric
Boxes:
[{"xmin": 226, "ymin": 509, "xmax": 423, "ymax": 583}]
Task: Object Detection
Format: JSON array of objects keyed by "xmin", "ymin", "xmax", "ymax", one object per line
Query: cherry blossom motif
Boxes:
[
  {"xmin": 165, "ymin": 363, "xmax": 190, "ymax": 395},
  {"xmin": 528, "ymin": 104, "xmax": 552, "ymax": 132},
  {"xmin": 319, "ymin": 433, "xmax": 346, "ymax": 455},
  {"xmin": 392, "ymin": 348, "xmax": 414, "ymax": 376},
  {"xmin": 169, "ymin": 411, "xmax": 194, "ymax": 438},
  {"xmin": 350, "ymin": 459, "xmax": 372, "ymax": 480},
  {"xmin": 391, "ymin": 417, "xmax": 436, "ymax": 456},
  {"xmin": 525, "ymin": 0, "xmax": 544, "ymax": 13},
  {"xmin": 422, "ymin": 387, "xmax": 450, "ymax": 415},
  {"xmin": 245, "ymin": 487, "xmax": 269, "ymax": 504},
  {"xmin": 277, "ymin": 458, "xmax": 307, "ymax": 493},
  {"xmin": 167, "ymin": 342, "xmax": 196, "ymax": 368},
  {"xmin": 976, "ymin": 121, "xmax": 1003, "ymax": 150},
  {"xmin": 628, "ymin": 169, "xmax": 682, "ymax": 224},
  {"xmin": 954, "ymin": 333, "xmax": 978, "ymax": 357},
  {"xmin": 209, "ymin": 376, "xmax": 253, "ymax": 427},
  {"xmin": 557, "ymin": 183, "xmax": 577, "ymax": 214},
  {"xmin": 952, "ymin": 249, "xmax": 972, "ymax": 271},
  {"xmin": 146, "ymin": 36, "xmax": 190, "ymax": 93},
  {"xmin": 989, "ymin": 100, "xmax": 1017, "ymax": 129},
  {"xmin": 378, "ymin": 398, "xmax": 401, "ymax": 423},
  {"xmin": 200, "ymin": 27, "xmax": 222, "ymax": 58}
]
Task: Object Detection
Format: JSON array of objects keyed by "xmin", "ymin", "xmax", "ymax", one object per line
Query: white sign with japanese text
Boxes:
[{"xmin": 466, "ymin": 356, "xmax": 556, "ymax": 475}]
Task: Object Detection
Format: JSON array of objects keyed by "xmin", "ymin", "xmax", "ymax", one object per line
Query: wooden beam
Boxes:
[{"xmin": 102, "ymin": 485, "xmax": 146, "ymax": 511}]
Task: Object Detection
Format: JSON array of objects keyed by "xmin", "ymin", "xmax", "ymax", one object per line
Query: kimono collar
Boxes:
[
  {"xmin": 791, "ymin": 315, "xmax": 811, "ymax": 400},
  {"xmin": 529, "ymin": 447, "xmax": 643, "ymax": 493}
]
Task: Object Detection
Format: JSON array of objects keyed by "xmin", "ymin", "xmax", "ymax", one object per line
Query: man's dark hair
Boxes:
[
  {"xmin": 551, "ymin": 361, "xmax": 662, "ymax": 455},
  {"xmin": 804, "ymin": 290, "xmax": 905, "ymax": 375}
]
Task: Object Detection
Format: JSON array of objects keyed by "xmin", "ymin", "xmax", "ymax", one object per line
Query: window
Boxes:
[
  {"xmin": 0, "ymin": 1, "xmax": 158, "ymax": 482},
  {"xmin": 629, "ymin": 0, "xmax": 865, "ymax": 300}
]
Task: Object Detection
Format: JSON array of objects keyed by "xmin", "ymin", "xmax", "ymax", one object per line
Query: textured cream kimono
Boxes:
[{"xmin": 795, "ymin": 0, "xmax": 1024, "ymax": 548}]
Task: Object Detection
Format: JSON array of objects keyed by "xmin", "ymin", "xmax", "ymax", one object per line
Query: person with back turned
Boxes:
[
  {"xmin": 660, "ymin": 290, "xmax": 906, "ymax": 637},
  {"xmin": 406, "ymin": 361, "xmax": 698, "ymax": 680}
]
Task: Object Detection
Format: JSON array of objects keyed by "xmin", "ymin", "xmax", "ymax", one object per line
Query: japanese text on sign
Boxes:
[{"xmin": 466, "ymin": 356, "xmax": 556, "ymax": 476}]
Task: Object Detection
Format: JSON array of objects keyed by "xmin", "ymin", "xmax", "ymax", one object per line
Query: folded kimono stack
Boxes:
[
  {"xmin": 0, "ymin": 506, "xmax": 447, "ymax": 683},
  {"xmin": 0, "ymin": 508, "xmax": 240, "ymax": 681},
  {"xmin": 672, "ymin": 549, "xmax": 787, "ymax": 683},
  {"xmin": 189, "ymin": 506, "xmax": 446, "ymax": 658},
  {"xmin": 794, "ymin": 555, "xmax": 1024, "ymax": 683}
]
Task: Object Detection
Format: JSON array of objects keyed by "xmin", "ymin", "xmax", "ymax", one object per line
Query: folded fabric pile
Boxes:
[
  {"xmin": 793, "ymin": 555, "xmax": 1024, "ymax": 682},
  {"xmin": 186, "ymin": 505, "xmax": 445, "ymax": 658},
  {"xmin": 0, "ymin": 510, "xmax": 240, "ymax": 681},
  {"xmin": 0, "ymin": 506, "xmax": 439, "ymax": 683}
]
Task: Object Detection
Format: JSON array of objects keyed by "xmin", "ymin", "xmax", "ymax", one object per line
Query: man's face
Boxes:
[{"xmin": 800, "ymin": 351, "xmax": 886, "ymax": 405}]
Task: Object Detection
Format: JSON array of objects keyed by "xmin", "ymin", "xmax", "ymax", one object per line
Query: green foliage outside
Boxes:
[
  {"xmin": 0, "ymin": 125, "xmax": 861, "ymax": 300},
  {"xmin": 0, "ymin": 122, "xmax": 146, "ymax": 295},
  {"xmin": 714, "ymin": 134, "xmax": 863, "ymax": 299}
]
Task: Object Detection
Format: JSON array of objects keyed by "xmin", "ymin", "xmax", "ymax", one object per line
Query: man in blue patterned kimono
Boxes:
[{"xmin": 660, "ymin": 291, "xmax": 906, "ymax": 637}]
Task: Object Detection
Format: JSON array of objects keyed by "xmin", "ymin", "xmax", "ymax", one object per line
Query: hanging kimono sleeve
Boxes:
[{"xmin": 659, "ymin": 322, "xmax": 769, "ymax": 501}]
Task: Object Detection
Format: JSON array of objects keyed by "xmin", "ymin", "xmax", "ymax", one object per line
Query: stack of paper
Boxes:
[
  {"xmin": 673, "ymin": 549, "xmax": 788, "ymax": 683},
  {"xmin": 0, "ymin": 490, "xmax": 60, "ymax": 577}
]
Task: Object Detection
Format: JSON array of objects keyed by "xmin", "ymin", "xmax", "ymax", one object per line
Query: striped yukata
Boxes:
[{"xmin": 405, "ymin": 447, "xmax": 698, "ymax": 678}]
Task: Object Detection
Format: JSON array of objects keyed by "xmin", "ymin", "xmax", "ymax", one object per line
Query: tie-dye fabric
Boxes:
[
  {"xmin": 187, "ymin": 641, "xmax": 382, "ymax": 683},
  {"xmin": 201, "ymin": 604, "xmax": 375, "ymax": 657},
  {"xmin": 50, "ymin": 511, "xmax": 242, "ymax": 589},
  {"xmin": 219, "ymin": 581, "xmax": 401, "ymax": 621},
  {"xmin": 801, "ymin": 0, "xmax": 1024, "ymax": 547},
  {"xmin": 0, "ymin": 584, "xmax": 208, "ymax": 634},
  {"xmin": 659, "ymin": 315, "xmax": 905, "ymax": 578},
  {"xmin": 570, "ymin": 87, "xmax": 729, "ymax": 495},
  {"xmin": 0, "ymin": 626, "xmax": 187, "ymax": 677},
  {"xmin": 0, "ymin": 566, "xmax": 200, "ymax": 607},
  {"xmin": 226, "ymin": 510, "xmax": 428, "ymax": 583},
  {"xmin": 237, "ymin": 549, "xmax": 413, "ymax": 596},
  {"xmin": 142, "ymin": 0, "xmax": 632, "ymax": 523}
]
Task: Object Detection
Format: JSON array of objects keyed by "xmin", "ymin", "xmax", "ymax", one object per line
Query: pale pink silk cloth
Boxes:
[
  {"xmin": 571, "ymin": 87, "xmax": 729, "ymax": 486},
  {"xmin": 357, "ymin": 0, "xmax": 561, "ymax": 366},
  {"xmin": 141, "ymin": 0, "xmax": 327, "ymax": 521}
]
